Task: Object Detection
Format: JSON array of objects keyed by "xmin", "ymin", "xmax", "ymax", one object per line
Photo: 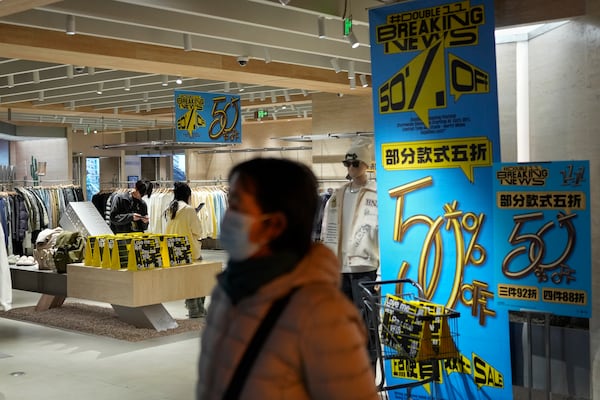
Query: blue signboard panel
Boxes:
[
  {"xmin": 369, "ymin": 0, "xmax": 513, "ymax": 398},
  {"xmin": 174, "ymin": 90, "xmax": 241, "ymax": 144},
  {"xmin": 493, "ymin": 161, "xmax": 591, "ymax": 318}
]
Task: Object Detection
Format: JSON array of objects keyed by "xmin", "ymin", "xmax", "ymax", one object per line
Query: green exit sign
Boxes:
[
  {"xmin": 255, "ymin": 109, "xmax": 269, "ymax": 119},
  {"xmin": 343, "ymin": 17, "xmax": 353, "ymax": 36}
]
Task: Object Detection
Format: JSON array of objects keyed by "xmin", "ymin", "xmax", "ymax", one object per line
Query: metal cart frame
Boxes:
[{"xmin": 359, "ymin": 279, "xmax": 460, "ymax": 398}]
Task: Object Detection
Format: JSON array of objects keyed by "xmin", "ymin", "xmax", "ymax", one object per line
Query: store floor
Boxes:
[{"xmin": 0, "ymin": 250, "xmax": 228, "ymax": 400}]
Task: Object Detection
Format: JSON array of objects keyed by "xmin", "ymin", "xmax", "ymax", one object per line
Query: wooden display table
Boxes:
[
  {"xmin": 66, "ymin": 261, "xmax": 222, "ymax": 331},
  {"xmin": 10, "ymin": 266, "xmax": 68, "ymax": 311}
]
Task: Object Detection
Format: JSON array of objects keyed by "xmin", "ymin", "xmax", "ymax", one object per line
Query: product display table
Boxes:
[{"xmin": 66, "ymin": 261, "xmax": 222, "ymax": 331}]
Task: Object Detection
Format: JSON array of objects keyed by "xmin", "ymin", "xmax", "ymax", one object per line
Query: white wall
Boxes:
[
  {"xmin": 525, "ymin": 17, "xmax": 600, "ymax": 399},
  {"xmin": 10, "ymin": 138, "xmax": 69, "ymax": 185}
]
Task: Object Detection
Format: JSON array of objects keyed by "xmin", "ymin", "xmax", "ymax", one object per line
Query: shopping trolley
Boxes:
[{"xmin": 358, "ymin": 279, "xmax": 460, "ymax": 398}]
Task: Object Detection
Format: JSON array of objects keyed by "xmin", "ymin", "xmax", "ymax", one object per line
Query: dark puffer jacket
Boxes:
[{"xmin": 197, "ymin": 243, "xmax": 378, "ymax": 400}]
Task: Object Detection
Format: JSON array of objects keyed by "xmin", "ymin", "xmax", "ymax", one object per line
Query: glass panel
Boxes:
[
  {"xmin": 173, "ymin": 154, "xmax": 186, "ymax": 181},
  {"xmin": 86, "ymin": 157, "xmax": 100, "ymax": 200}
]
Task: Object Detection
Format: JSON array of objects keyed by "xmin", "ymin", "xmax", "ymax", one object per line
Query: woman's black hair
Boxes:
[
  {"xmin": 135, "ymin": 180, "xmax": 154, "ymax": 199},
  {"xmin": 228, "ymin": 158, "xmax": 318, "ymax": 256},
  {"xmin": 168, "ymin": 181, "xmax": 192, "ymax": 220}
]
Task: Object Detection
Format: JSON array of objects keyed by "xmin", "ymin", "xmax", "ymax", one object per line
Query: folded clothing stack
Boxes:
[{"xmin": 11, "ymin": 255, "xmax": 37, "ymax": 266}]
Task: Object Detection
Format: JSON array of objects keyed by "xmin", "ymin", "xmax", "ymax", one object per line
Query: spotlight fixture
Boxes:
[
  {"xmin": 260, "ymin": 92, "xmax": 266, "ymax": 101},
  {"xmin": 347, "ymin": 60, "xmax": 355, "ymax": 80},
  {"xmin": 143, "ymin": 92, "xmax": 149, "ymax": 102},
  {"xmin": 146, "ymin": 104, "xmax": 151, "ymax": 112},
  {"xmin": 66, "ymin": 65, "xmax": 74, "ymax": 79},
  {"xmin": 347, "ymin": 31, "xmax": 360, "ymax": 48},
  {"xmin": 360, "ymin": 74, "xmax": 368, "ymax": 87},
  {"xmin": 175, "ymin": 77, "xmax": 183, "ymax": 85},
  {"xmin": 7, "ymin": 74, "xmax": 14, "ymax": 88},
  {"xmin": 279, "ymin": 0, "xmax": 291, "ymax": 5},
  {"xmin": 38, "ymin": 90, "xmax": 44, "ymax": 102},
  {"xmin": 264, "ymin": 48, "xmax": 272, "ymax": 63},
  {"xmin": 224, "ymin": 82, "xmax": 230, "ymax": 92},
  {"xmin": 124, "ymin": 78, "xmax": 131, "ymax": 91},
  {"xmin": 349, "ymin": 77, "xmax": 356, "ymax": 90},
  {"xmin": 96, "ymin": 82, "xmax": 103, "ymax": 94},
  {"xmin": 301, "ymin": 89, "xmax": 308, "ymax": 96},
  {"xmin": 249, "ymin": 92, "xmax": 255, "ymax": 102},
  {"xmin": 32, "ymin": 70, "xmax": 40, "ymax": 84},
  {"xmin": 88, "ymin": 67, "xmax": 95, "ymax": 76},
  {"xmin": 69, "ymin": 100, "xmax": 75, "ymax": 110},
  {"xmin": 284, "ymin": 89, "xmax": 291, "ymax": 102},
  {"xmin": 183, "ymin": 33, "xmax": 192, "ymax": 51},
  {"xmin": 330, "ymin": 58, "xmax": 341, "ymax": 73},
  {"xmin": 66, "ymin": 15, "xmax": 75, "ymax": 35},
  {"xmin": 271, "ymin": 91, "xmax": 277, "ymax": 103},
  {"xmin": 161, "ymin": 75, "xmax": 168, "ymax": 86},
  {"xmin": 236, "ymin": 83, "xmax": 245, "ymax": 92},
  {"xmin": 318, "ymin": 16, "xmax": 326, "ymax": 38}
]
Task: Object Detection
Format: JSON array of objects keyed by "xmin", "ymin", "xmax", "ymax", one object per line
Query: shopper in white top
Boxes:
[{"xmin": 164, "ymin": 181, "xmax": 206, "ymax": 318}]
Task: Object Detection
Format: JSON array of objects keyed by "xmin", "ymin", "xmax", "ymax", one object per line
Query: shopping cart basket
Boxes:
[{"xmin": 359, "ymin": 279, "xmax": 460, "ymax": 396}]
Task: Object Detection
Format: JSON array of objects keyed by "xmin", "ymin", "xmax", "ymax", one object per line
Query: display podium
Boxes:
[{"xmin": 67, "ymin": 261, "xmax": 221, "ymax": 331}]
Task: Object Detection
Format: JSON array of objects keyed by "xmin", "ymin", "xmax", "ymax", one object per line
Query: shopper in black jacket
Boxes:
[{"xmin": 109, "ymin": 180, "xmax": 153, "ymax": 233}]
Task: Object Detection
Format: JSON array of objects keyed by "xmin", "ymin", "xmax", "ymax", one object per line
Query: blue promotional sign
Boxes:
[
  {"xmin": 369, "ymin": 0, "xmax": 513, "ymax": 398},
  {"xmin": 493, "ymin": 161, "xmax": 591, "ymax": 318},
  {"xmin": 174, "ymin": 90, "xmax": 241, "ymax": 143}
]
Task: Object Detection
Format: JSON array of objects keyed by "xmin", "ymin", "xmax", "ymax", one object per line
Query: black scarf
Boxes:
[{"xmin": 218, "ymin": 251, "xmax": 301, "ymax": 305}]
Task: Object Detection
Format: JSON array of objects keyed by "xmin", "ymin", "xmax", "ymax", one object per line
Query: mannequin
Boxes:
[
  {"xmin": 320, "ymin": 138, "xmax": 380, "ymax": 366},
  {"xmin": 321, "ymin": 138, "xmax": 380, "ymax": 304}
]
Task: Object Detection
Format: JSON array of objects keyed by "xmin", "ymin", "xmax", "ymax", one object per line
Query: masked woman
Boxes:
[{"xmin": 196, "ymin": 158, "xmax": 377, "ymax": 400}]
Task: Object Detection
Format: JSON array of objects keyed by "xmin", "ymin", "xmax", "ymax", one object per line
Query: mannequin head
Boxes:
[{"xmin": 343, "ymin": 138, "xmax": 373, "ymax": 182}]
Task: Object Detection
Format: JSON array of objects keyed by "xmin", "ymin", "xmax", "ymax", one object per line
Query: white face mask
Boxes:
[{"xmin": 219, "ymin": 210, "xmax": 265, "ymax": 262}]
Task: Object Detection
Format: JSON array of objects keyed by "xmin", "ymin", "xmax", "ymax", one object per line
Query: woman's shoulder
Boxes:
[{"xmin": 289, "ymin": 282, "xmax": 359, "ymax": 323}]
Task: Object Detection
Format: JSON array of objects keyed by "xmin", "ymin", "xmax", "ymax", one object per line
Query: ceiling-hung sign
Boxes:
[{"xmin": 174, "ymin": 90, "xmax": 241, "ymax": 144}]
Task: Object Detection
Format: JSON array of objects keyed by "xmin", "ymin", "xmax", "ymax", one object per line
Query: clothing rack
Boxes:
[{"xmin": 12, "ymin": 179, "xmax": 77, "ymax": 186}]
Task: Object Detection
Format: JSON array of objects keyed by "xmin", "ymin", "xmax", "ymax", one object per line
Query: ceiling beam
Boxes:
[
  {"xmin": 0, "ymin": 0, "xmax": 62, "ymax": 18},
  {"xmin": 494, "ymin": 0, "xmax": 586, "ymax": 27},
  {"xmin": 0, "ymin": 23, "xmax": 369, "ymax": 96}
]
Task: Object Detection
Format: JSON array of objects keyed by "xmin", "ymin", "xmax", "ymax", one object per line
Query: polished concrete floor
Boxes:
[{"xmin": 0, "ymin": 250, "xmax": 228, "ymax": 400}]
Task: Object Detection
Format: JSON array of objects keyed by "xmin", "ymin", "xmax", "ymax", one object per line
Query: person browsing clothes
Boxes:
[
  {"xmin": 164, "ymin": 181, "xmax": 207, "ymax": 318},
  {"xmin": 197, "ymin": 157, "xmax": 378, "ymax": 400},
  {"xmin": 110, "ymin": 180, "xmax": 153, "ymax": 233}
]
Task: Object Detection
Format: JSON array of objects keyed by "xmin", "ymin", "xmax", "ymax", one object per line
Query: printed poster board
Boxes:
[
  {"xmin": 369, "ymin": 0, "xmax": 513, "ymax": 398},
  {"xmin": 493, "ymin": 161, "xmax": 591, "ymax": 318}
]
